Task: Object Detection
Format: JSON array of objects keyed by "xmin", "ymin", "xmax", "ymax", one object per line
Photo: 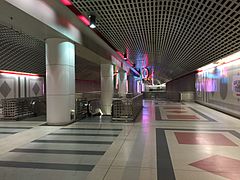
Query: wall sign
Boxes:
[
  {"xmin": 142, "ymin": 68, "xmax": 149, "ymax": 79},
  {"xmin": 232, "ymin": 74, "xmax": 240, "ymax": 97}
]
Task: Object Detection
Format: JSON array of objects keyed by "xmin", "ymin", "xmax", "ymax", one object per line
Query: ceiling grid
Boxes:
[
  {"xmin": 0, "ymin": 24, "xmax": 45, "ymax": 74},
  {"xmin": 131, "ymin": 1, "xmax": 144, "ymax": 55},
  {"xmin": 162, "ymin": 1, "xmax": 173, "ymax": 58},
  {"xmin": 125, "ymin": 1, "xmax": 142, "ymax": 54},
  {"xmin": 163, "ymin": 1, "xmax": 176, "ymax": 59},
  {"xmin": 71, "ymin": 0, "xmax": 240, "ymax": 80},
  {"xmin": 166, "ymin": 1, "xmax": 182, "ymax": 68}
]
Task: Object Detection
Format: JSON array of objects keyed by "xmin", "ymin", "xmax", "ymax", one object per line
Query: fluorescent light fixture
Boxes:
[
  {"xmin": 124, "ymin": 52, "xmax": 127, "ymax": 60},
  {"xmin": 89, "ymin": 15, "xmax": 96, "ymax": 29},
  {"xmin": 89, "ymin": 24, "xmax": 96, "ymax": 28}
]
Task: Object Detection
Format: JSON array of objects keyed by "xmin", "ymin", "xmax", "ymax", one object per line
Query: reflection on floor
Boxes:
[{"xmin": 0, "ymin": 100, "xmax": 239, "ymax": 180}]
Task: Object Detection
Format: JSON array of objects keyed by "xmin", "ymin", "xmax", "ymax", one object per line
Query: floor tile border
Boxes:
[
  {"xmin": 155, "ymin": 107, "xmax": 217, "ymax": 122},
  {"xmin": 188, "ymin": 107, "xmax": 217, "ymax": 122},
  {"xmin": 156, "ymin": 128, "xmax": 176, "ymax": 180},
  {"xmin": 156, "ymin": 128, "xmax": 240, "ymax": 180}
]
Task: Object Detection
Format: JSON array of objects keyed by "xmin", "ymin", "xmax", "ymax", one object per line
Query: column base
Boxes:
[{"xmin": 46, "ymin": 120, "xmax": 75, "ymax": 126}]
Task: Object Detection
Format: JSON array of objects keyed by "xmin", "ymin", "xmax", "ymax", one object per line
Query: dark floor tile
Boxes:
[
  {"xmin": 50, "ymin": 133, "xmax": 119, "ymax": 137},
  {"xmin": 0, "ymin": 161, "xmax": 94, "ymax": 171},
  {"xmin": 0, "ymin": 127, "xmax": 31, "ymax": 129},
  {"xmin": 156, "ymin": 128, "xmax": 176, "ymax": 180},
  {"xmin": 0, "ymin": 132, "xmax": 17, "ymax": 134},
  {"xmin": 155, "ymin": 107, "xmax": 162, "ymax": 120},
  {"xmin": 11, "ymin": 148, "xmax": 105, "ymax": 155},
  {"xmin": 33, "ymin": 139, "xmax": 113, "ymax": 145},
  {"xmin": 62, "ymin": 128, "xmax": 122, "ymax": 131}
]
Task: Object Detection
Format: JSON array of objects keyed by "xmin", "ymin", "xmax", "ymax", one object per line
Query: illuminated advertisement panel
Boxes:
[
  {"xmin": 232, "ymin": 75, "xmax": 240, "ymax": 97},
  {"xmin": 196, "ymin": 51, "xmax": 240, "ymax": 116}
]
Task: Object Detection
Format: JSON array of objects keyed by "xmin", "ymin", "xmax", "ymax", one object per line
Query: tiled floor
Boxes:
[{"xmin": 0, "ymin": 100, "xmax": 240, "ymax": 180}]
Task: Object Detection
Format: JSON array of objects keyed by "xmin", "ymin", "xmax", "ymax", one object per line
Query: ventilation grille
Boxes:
[
  {"xmin": 71, "ymin": 0, "xmax": 240, "ymax": 79},
  {"xmin": 0, "ymin": 24, "xmax": 45, "ymax": 74}
]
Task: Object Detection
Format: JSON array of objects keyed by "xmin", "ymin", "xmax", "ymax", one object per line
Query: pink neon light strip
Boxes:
[
  {"xmin": 126, "ymin": 60, "xmax": 133, "ymax": 67},
  {"xmin": 0, "ymin": 70, "xmax": 41, "ymax": 77},
  {"xmin": 78, "ymin": 15, "xmax": 90, "ymax": 26},
  {"xmin": 60, "ymin": 0, "xmax": 72, "ymax": 6},
  {"xmin": 116, "ymin": 51, "xmax": 124, "ymax": 59}
]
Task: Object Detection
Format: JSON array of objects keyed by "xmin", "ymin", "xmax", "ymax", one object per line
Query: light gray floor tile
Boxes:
[
  {"xmin": 21, "ymin": 142, "xmax": 110, "ymax": 151},
  {"xmin": 0, "ymin": 134, "xmax": 9, "ymax": 138},
  {"xmin": 0, "ymin": 167, "xmax": 89, "ymax": 180},
  {"xmin": 0, "ymin": 152, "xmax": 102, "ymax": 165}
]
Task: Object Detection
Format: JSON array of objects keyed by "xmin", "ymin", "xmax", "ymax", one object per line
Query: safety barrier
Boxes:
[
  {"xmin": 88, "ymin": 99, "xmax": 101, "ymax": 116},
  {"xmin": 112, "ymin": 93, "xmax": 143, "ymax": 121},
  {"xmin": 75, "ymin": 98, "xmax": 88, "ymax": 120},
  {"xmin": 0, "ymin": 97, "xmax": 45, "ymax": 120},
  {"xmin": 75, "ymin": 92, "xmax": 101, "ymax": 119},
  {"xmin": 179, "ymin": 91, "xmax": 195, "ymax": 102}
]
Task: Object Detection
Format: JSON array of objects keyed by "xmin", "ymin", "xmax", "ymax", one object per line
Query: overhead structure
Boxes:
[{"xmin": 69, "ymin": 0, "xmax": 240, "ymax": 81}]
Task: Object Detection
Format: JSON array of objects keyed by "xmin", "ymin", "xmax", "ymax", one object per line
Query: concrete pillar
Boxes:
[
  {"xmin": 119, "ymin": 69, "xmax": 127, "ymax": 97},
  {"xmin": 101, "ymin": 64, "xmax": 113, "ymax": 115},
  {"xmin": 46, "ymin": 38, "xmax": 75, "ymax": 125}
]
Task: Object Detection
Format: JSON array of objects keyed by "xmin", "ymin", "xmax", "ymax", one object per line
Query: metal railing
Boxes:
[
  {"xmin": 0, "ymin": 97, "xmax": 45, "ymax": 120},
  {"xmin": 88, "ymin": 99, "xmax": 101, "ymax": 116},
  {"xmin": 75, "ymin": 98, "xmax": 88, "ymax": 120},
  {"xmin": 179, "ymin": 91, "xmax": 195, "ymax": 102},
  {"xmin": 112, "ymin": 93, "xmax": 143, "ymax": 121},
  {"xmin": 75, "ymin": 92, "xmax": 101, "ymax": 119}
]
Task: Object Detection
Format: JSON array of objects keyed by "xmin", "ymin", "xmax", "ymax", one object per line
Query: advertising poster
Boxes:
[{"xmin": 232, "ymin": 75, "xmax": 240, "ymax": 97}]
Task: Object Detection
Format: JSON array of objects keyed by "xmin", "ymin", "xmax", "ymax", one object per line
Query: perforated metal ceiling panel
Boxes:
[
  {"xmin": 75, "ymin": 56, "xmax": 100, "ymax": 80},
  {"xmin": 0, "ymin": 24, "xmax": 45, "ymax": 74},
  {"xmin": 71, "ymin": 0, "xmax": 240, "ymax": 80}
]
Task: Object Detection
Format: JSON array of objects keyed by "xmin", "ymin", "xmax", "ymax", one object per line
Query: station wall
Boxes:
[
  {"xmin": 166, "ymin": 73, "xmax": 195, "ymax": 101},
  {"xmin": 196, "ymin": 56, "xmax": 240, "ymax": 118},
  {"xmin": 0, "ymin": 74, "xmax": 44, "ymax": 101}
]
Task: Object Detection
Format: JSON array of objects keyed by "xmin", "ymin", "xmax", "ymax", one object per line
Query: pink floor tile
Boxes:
[
  {"xmin": 190, "ymin": 155, "xmax": 240, "ymax": 180},
  {"xmin": 166, "ymin": 111, "xmax": 188, "ymax": 113},
  {"xmin": 164, "ymin": 107, "xmax": 185, "ymax": 109},
  {"xmin": 174, "ymin": 132, "xmax": 238, "ymax": 146},
  {"xmin": 167, "ymin": 115, "xmax": 200, "ymax": 120}
]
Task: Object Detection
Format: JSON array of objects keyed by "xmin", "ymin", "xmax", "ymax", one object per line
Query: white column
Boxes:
[
  {"xmin": 119, "ymin": 69, "xmax": 127, "ymax": 97},
  {"xmin": 101, "ymin": 64, "xmax": 113, "ymax": 115},
  {"xmin": 46, "ymin": 38, "xmax": 75, "ymax": 125}
]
